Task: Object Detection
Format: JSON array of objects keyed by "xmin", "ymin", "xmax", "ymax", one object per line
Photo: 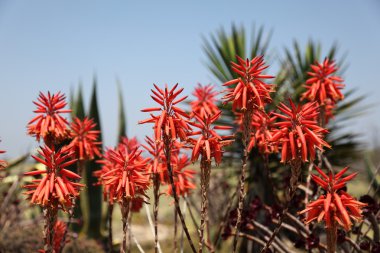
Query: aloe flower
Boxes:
[
  {"xmin": 190, "ymin": 84, "xmax": 219, "ymax": 118},
  {"xmin": 28, "ymin": 92, "xmax": 71, "ymax": 144},
  {"xmin": 222, "ymin": 55, "xmax": 274, "ymax": 111},
  {"xmin": 300, "ymin": 166, "xmax": 366, "ymax": 231},
  {"xmin": 24, "ymin": 145, "xmax": 83, "ymax": 208},
  {"xmin": 139, "ymin": 83, "xmax": 191, "ymax": 141},
  {"xmin": 188, "ymin": 111, "xmax": 234, "ymax": 165},
  {"xmin": 68, "ymin": 117, "xmax": 102, "ymax": 161},
  {"xmin": 165, "ymin": 153, "xmax": 196, "ymax": 197},
  {"xmin": 271, "ymin": 99, "xmax": 330, "ymax": 163},
  {"xmin": 98, "ymin": 144, "xmax": 150, "ymax": 204},
  {"xmin": 302, "ymin": 58, "xmax": 344, "ymax": 105}
]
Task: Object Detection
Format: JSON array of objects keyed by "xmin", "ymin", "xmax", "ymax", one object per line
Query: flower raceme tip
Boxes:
[
  {"xmin": 300, "ymin": 166, "xmax": 366, "ymax": 231},
  {"xmin": 302, "ymin": 58, "xmax": 345, "ymax": 105},
  {"xmin": 223, "ymin": 55, "xmax": 274, "ymax": 111},
  {"xmin": 190, "ymin": 84, "xmax": 219, "ymax": 118},
  {"xmin": 139, "ymin": 83, "xmax": 191, "ymax": 142},
  {"xmin": 188, "ymin": 111, "xmax": 234, "ymax": 165},
  {"xmin": 68, "ymin": 117, "xmax": 102, "ymax": 161},
  {"xmin": 271, "ymin": 99, "xmax": 330, "ymax": 163},
  {"xmin": 97, "ymin": 139, "xmax": 150, "ymax": 204},
  {"xmin": 27, "ymin": 92, "xmax": 71, "ymax": 143},
  {"xmin": 23, "ymin": 145, "xmax": 83, "ymax": 208}
]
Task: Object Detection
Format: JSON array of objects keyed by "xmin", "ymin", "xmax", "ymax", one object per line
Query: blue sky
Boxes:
[{"xmin": 0, "ymin": 1, "xmax": 379, "ymax": 156}]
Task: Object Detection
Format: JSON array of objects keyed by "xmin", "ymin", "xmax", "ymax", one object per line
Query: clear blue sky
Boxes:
[{"xmin": 0, "ymin": 1, "xmax": 379, "ymax": 157}]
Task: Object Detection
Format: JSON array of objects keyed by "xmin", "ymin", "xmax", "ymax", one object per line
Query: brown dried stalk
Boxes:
[
  {"xmin": 120, "ymin": 198, "xmax": 130, "ymax": 253},
  {"xmin": 163, "ymin": 134, "xmax": 196, "ymax": 253},
  {"xmin": 198, "ymin": 158, "xmax": 211, "ymax": 253},
  {"xmin": 326, "ymin": 221, "xmax": 337, "ymax": 253},
  {"xmin": 232, "ymin": 107, "xmax": 253, "ymax": 253}
]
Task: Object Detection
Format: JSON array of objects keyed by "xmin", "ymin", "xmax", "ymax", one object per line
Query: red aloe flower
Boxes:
[
  {"xmin": 142, "ymin": 136, "xmax": 164, "ymax": 175},
  {"xmin": 235, "ymin": 110, "xmax": 278, "ymax": 154},
  {"xmin": 188, "ymin": 111, "xmax": 234, "ymax": 165},
  {"xmin": 190, "ymin": 84, "xmax": 219, "ymax": 118},
  {"xmin": 98, "ymin": 142, "xmax": 150, "ymax": 204},
  {"xmin": 300, "ymin": 166, "xmax": 366, "ymax": 231},
  {"xmin": 271, "ymin": 99, "xmax": 330, "ymax": 163},
  {"xmin": 166, "ymin": 153, "xmax": 196, "ymax": 197},
  {"xmin": 28, "ymin": 92, "xmax": 71, "ymax": 143},
  {"xmin": 222, "ymin": 55, "xmax": 274, "ymax": 111},
  {"xmin": 302, "ymin": 58, "xmax": 345, "ymax": 104},
  {"xmin": 68, "ymin": 117, "xmax": 102, "ymax": 161},
  {"xmin": 139, "ymin": 83, "xmax": 191, "ymax": 142},
  {"xmin": 24, "ymin": 145, "xmax": 83, "ymax": 208}
]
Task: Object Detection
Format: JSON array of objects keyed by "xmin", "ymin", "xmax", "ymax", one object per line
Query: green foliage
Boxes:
[
  {"xmin": 81, "ymin": 78, "xmax": 103, "ymax": 239},
  {"xmin": 116, "ymin": 79, "xmax": 127, "ymax": 142},
  {"xmin": 202, "ymin": 24, "xmax": 272, "ymax": 84},
  {"xmin": 70, "ymin": 85, "xmax": 86, "ymax": 233},
  {"xmin": 71, "ymin": 83, "xmax": 86, "ymax": 120}
]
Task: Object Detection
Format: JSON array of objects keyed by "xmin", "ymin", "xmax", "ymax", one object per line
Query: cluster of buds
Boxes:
[
  {"xmin": 27, "ymin": 92, "xmax": 71, "ymax": 145},
  {"xmin": 188, "ymin": 111, "xmax": 234, "ymax": 165},
  {"xmin": 190, "ymin": 84, "xmax": 219, "ymax": 118},
  {"xmin": 223, "ymin": 55, "xmax": 274, "ymax": 111},
  {"xmin": 68, "ymin": 117, "xmax": 102, "ymax": 161},
  {"xmin": 139, "ymin": 83, "xmax": 191, "ymax": 142},
  {"xmin": 300, "ymin": 166, "xmax": 366, "ymax": 231},
  {"xmin": 24, "ymin": 146, "xmax": 83, "ymax": 208},
  {"xmin": 96, "ymin": 137, "xmax": 150, "ymax": 204},
  {"xmin": 271, "ymin": 100, "xmax": 330, "ymax": 163},
  {"xmin": 301, "ymin": 58, "xmax": 345, "ymax": 124}
]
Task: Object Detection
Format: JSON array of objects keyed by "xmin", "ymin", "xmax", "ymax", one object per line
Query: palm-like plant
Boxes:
[
  {"xmin": 275, "ymin": 40, "xmax": 365, "ymax": 165},
  {"xmin": 203, "ymin": 24, "xmax": 366, "ymax": 252}
]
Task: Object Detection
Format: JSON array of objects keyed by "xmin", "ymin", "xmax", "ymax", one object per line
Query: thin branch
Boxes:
[{"xmin": 143, "ymin": 203, "xmax": 162, "ymax": 253}]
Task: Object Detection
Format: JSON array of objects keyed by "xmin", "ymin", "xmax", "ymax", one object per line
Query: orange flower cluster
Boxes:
[
  {"xmin": 68, "ymin": 117, "xmax": 102, "ymax": 160},
  {"xmin": 165, "ymin": 153, "xmax": 196, "ymax": 197},
  {"xmin": 190, "ymin": 84, "xmax": 219, "ymax": 118},
  {"xmin": 223, "ymin": 55, "xmax": 274, "ymax": 111},
  {"xmin": 97, "ymin": 139, "xmax": 150, "ymax": 204},
  {"xmin": 300, "ymin": 166, "xmax": 366, "ymax": 231},
  {"xmin": 142, "ymin": 136, "xmax": 164, "ymax": 175},
  {"xmin": 139, "ymin": 84, "xmax": 191, "ymax": 141},
  {"xmin": 28, "ymin": 92, "xmax": 71, "ymax": 143},
  {"xmin": 302, "ymin": 58, "xmax": 344, "ymax": 104},
  {"xmin": 247, "ymin": 111, "xmax": 278, "ymax": 154},
  {"xmin": 271, "ymin": 99, "xmax": 330, "ymax": 163},
  {"xmin": 188, "ymin": 111, "xmax": 233, "ymax": 165},
  {"xmin": 24, "ymin": 146, "xmax": 83, "ymax": 208}
]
